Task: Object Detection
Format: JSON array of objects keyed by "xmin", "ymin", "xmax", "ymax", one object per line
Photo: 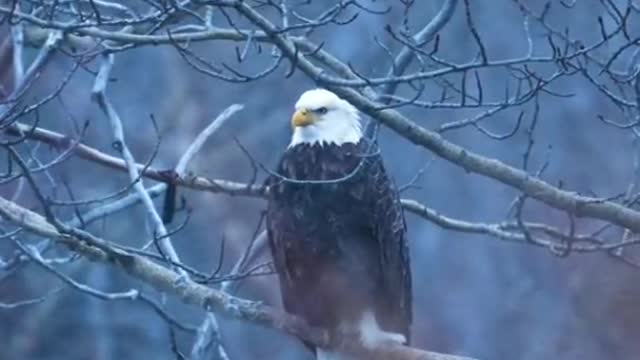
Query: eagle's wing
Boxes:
[
  {"xmin": 264, "ymin": 161, "xmax": 318, "ymax": 355},
  {"xmin": 265, "ymin": 142, "xmax": 412, "ymax": 349},
  {"xmin": 367, "ymin": 152, "xmax": 413, "ymax": 342}
]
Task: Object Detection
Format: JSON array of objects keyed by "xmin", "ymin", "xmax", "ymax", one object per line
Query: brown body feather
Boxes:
[{"xmin": 265, "ymin": 140, "xmax": 412, "ymax": 354}]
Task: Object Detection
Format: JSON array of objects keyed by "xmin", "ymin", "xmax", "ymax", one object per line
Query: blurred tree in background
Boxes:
[{"xmin": 2, "ymin": 0, "xmax": 640, "ymax": 359}]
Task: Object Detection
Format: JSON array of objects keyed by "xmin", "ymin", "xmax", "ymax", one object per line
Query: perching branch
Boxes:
[{"xmin": 0, "ymin": 194, "xmax": 478, "ymax": 360}]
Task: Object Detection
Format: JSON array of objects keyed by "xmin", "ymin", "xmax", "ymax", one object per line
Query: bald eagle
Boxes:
[{"xmin": 266, "ymin": 89, "xmax": 412, "ymax": 359}]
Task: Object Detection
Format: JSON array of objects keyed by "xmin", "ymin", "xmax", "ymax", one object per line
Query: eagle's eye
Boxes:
[{"xmin": 314, "ymin": 107, "xmax": 328, "ymax": 115}]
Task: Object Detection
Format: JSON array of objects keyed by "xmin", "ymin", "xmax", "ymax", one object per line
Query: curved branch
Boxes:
[
  {"xmin": 4, "ymin": 122, "xmax": 266, "ymax": 198},
  {"xmin": 221, "ymin": 1, "xmax": 640, "ymax": 234},
  {"xmin": 343, "ymin": 88, "xmax": 640, "ymax": 233},
  {"xmin": 382, "ymin": 0, "xmax": 458, "ymax": 97},
  {"xmin": 7, "ymin": 121, "xmax": 637, "ymax": 265},
  {"xmin": 0, "ymin": 195, "xmax": 479, "ymax": 360}
]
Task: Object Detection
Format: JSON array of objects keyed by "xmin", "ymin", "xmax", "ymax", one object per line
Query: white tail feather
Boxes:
[
  {"xmin": 317, "ymin": 349, "xmax": 356, "ymax": 360},
  {"xmin": 358, "ymin": 310, "xmax": 406, "ymax": 347},
  {"xmin": 316, "ymin": 310, "xmax": 405, "ymax": 360}
]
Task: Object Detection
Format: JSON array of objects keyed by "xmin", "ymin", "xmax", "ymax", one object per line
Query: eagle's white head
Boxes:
[{"xmin": 289, "ymin": 89, "xmax": 363, "ymax": 148}]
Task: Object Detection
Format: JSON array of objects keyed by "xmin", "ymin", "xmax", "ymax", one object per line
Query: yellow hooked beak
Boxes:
[{"xmin": 291, "ymin": 108, "xmax": 315, "ymax": 128}]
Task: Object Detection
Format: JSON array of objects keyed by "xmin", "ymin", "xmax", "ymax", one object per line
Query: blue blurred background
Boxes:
[{"xmin": 2, "ymin": 1, "xmax": 640, "ymax": 359}]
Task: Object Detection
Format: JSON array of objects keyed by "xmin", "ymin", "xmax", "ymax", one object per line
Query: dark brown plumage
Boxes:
[{"xmin": 265, "ymin": 140, "xmax": 412, "ymax": 355}]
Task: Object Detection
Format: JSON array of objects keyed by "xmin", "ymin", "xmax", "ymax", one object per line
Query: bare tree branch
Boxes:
[
  {"xmin": 4, "ymin": 122, "xmax": 637, "ymax": 258},
  {"xmin": 381, "ymin": 0, "xmax": 458, "ymax": 97},
  {"xmin": 3, "ymin": 1, "xmax": 640, "ymax": 358},
  {"xmin": 0, "ymin": 194, "xmax": 478, "ymax": 360}
]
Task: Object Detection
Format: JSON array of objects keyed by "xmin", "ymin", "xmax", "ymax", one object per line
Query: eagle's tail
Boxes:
[
  {"xmin": 316, "ymin": 310, "xmax": 406, "ymax": 360},
  {"xmin": 317, "ymin": 349, "xmax": 354, "ymax": 360}
]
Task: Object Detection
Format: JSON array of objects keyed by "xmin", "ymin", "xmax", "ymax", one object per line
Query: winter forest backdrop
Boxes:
[{"xmin": 1, "ymin": 0, "xmax": 640, "ymax": 359}]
